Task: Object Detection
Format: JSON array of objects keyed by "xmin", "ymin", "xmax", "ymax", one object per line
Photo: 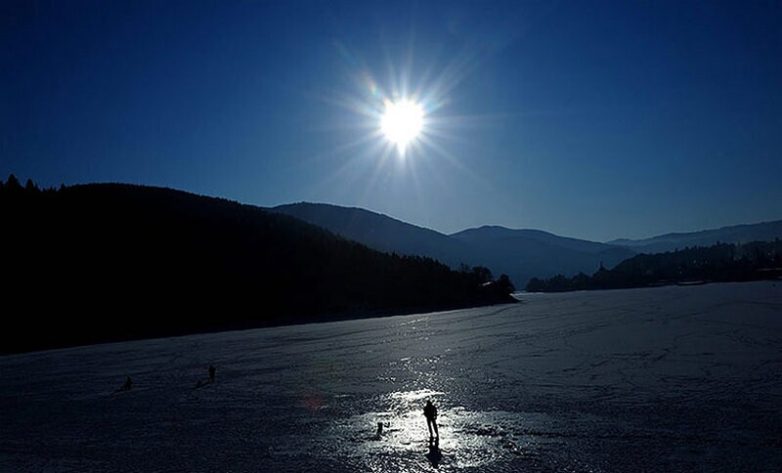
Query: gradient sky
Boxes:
[{"xmin": 2, "ymin": 0, "xmax": 781, "ymax": 241}]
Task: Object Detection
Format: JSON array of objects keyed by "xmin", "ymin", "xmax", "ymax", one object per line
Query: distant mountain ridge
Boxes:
[
  {"xmin": 451, "ymin": 225, "xmax": 624, "ymax": 254},
  {"xmin": 609, "ymin": 220, "xmax": 782, "ymax": 254},
  {"xmin": 273, "ymin": 203, "xmax": 782, "ymax": 288},
  {"xmin": 527, "ymin": 240, "xmax": 782, "ymax": 293},
  {"xmin": 449, "ymin": 225, "xmax": 635, "ymax": 286},
  {"xmin": 272, "ymin": 203, "xmax": 472, "ymax": 269},
  {"xmin": 273, "ymin": 203, "xmax": 635, "ymax": 286}
]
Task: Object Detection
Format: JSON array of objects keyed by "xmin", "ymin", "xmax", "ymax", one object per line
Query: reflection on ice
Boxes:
[
  {"xmin": 389, "ymin": 388, "xmax": 443, "ymax": 402},
  {"xmin": 330, "ymin": 389, "xmax": 547, "ymax": 470}
]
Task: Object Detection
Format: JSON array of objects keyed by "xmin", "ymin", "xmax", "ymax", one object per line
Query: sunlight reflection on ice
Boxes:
[
  {"xmin": 388, "ymin": 388, "xmax": 443, "ymax": 402},
  {"xmin": 326, "ymin": 389, "xmax": 548, "ymax": 471}
]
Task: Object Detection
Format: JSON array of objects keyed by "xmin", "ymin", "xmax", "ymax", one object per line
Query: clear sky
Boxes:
[{"xmin": 2, "ymin": 0, "xmax": 780, "ymax": 241}]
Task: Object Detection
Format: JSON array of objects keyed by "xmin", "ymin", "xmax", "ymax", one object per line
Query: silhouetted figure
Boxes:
[
  {"xmin": 426, "ymin": 437, "xmax": 442, "ymax": 468},
  {"xmin": 120, "ymin": 376, "xmax": 132, "ymax": 391},
  {"xmin": 208, "ymin": 365, "xmax": 216, "ymax": 383},
  {"xmin": 424, "ymin": 400, "xmax": 439, "ymax": 440}
]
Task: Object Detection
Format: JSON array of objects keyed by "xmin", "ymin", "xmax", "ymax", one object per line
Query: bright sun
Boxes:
[{"xmin": 380, "ymin": 99, "xmax": 424, "ymax": 152}]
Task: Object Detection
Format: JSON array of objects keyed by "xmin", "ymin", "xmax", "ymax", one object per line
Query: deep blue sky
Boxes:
[{"xmin": 2, "ymin": 0, "xmax": 780, "ymax": 241}]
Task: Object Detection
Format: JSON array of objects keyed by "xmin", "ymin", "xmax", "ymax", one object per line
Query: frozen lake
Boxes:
[{"xmin": 2, "ymin": 281, "xmax": 781, "ymax": 472}]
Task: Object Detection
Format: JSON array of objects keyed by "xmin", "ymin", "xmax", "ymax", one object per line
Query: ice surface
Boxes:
[{"xmin": 1, "ymin": 281, "xmax": 781, "ymax": 472}]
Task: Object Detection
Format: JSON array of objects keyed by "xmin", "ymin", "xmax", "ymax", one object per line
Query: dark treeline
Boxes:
[
  {"xmin": 1, "ymin": 175, "xmax": 515, "ymax": 353},
  {"xmin": 526, "ymin": 240, "xmax": 782, "ymax": 292}
]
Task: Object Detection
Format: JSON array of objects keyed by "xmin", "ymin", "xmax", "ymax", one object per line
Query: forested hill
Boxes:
[
  {"xmin": 0, "ymin": 176, "xmax": 514, "ymax": 353},
  {"xmin": 526, "ymin": 240, "xmax": 782, "ymax": 292}
]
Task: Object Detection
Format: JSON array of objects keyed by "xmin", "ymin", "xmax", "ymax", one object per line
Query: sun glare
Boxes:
[{"xmin": 380, "ymin": 99, "xmax": 424, "ymax": 152}]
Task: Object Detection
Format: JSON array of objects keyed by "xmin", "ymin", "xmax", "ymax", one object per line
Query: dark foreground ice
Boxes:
[{"xmin": 2, "ymin": 281, "xmax": 781, "ymax": 472}]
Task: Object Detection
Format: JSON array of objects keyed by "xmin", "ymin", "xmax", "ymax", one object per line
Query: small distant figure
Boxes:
[
  {"xmin": 424, "ymin": 400, "xmax": 439, "ymax": 440},
  {"xmin": 376, "ymin": 422, "xmax": 383, "ymax": 437},
  {"xmin": 120, "ymin": 376, "xmax": 133, "ymax": 392},
  {"xmin": 194, "ymin": 366, "xmax": 217, "ymax": 390}
]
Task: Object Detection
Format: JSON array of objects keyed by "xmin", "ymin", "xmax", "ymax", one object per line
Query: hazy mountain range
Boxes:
[
  {"xmin": 609, "ymin": 220, "xmax": 782, "ymax": 254},
  {"xmin": 273, "ymin": 203, "xmax": 782, "ymax": 287}
]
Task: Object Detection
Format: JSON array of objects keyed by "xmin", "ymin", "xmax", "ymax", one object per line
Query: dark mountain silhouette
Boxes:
[
  {"xmin": 609, "ymin": 220, "xmax": 782, "ymax": 254},
  {"xmin": 1, "ymin": 177, "xmax": 514, "ymax": 354},
  {"xmin": 273, "ymin": 203, "xmax": 635, "ymax": 287}
]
